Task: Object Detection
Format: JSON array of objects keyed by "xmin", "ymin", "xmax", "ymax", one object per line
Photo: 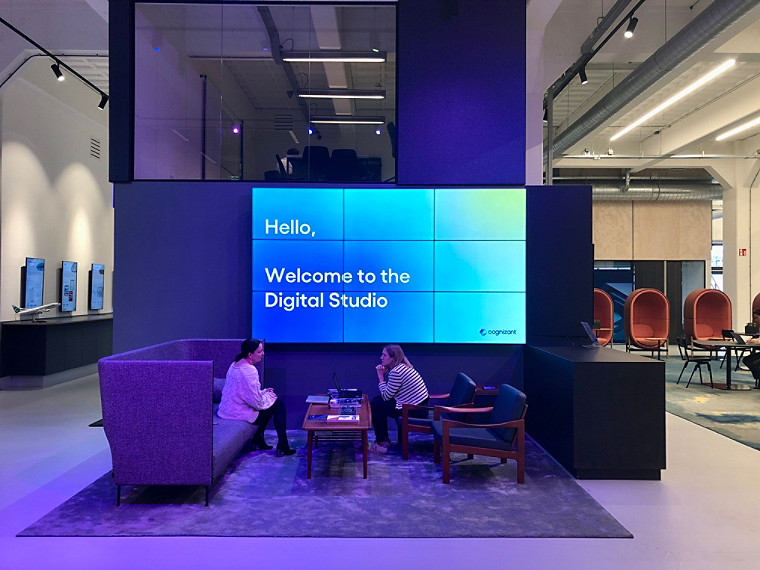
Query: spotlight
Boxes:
[
  {"xmin": 624, "ymin": 17, "xmax": 638, "ymax": 39},
  {"xmin": 232, "ymin": 125, "xmax": 240, "ymax": 134},
  {"xmin": 51, "ymin": 63, "xmax": 64, "ymax": 81},
  {"xmin": 375, "ymin": 128, "xmax": 382, "ymax": 135},
  {"xmin": 308, "ymin": 127, "xmax": 314, "ymax": 135},
  {"xmin": 579, "ymin": 67, "xmax": 588, "ymax": 85},
  {"xmin": 97, "ymin": 93, "xmax": 109, "ymax": 110}
]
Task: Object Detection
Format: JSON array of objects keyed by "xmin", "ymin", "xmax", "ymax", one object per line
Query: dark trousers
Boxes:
[
  {"xmin": 744, "ymin": 351, "xmax": 760, "ymax": 380},
  {"xmin": 370, "ymin": 395, "xmax": 428, "ymax": 443},
  {"xmin": 253, "ymin": 397, "xmax": 288, "ymax": 447}
]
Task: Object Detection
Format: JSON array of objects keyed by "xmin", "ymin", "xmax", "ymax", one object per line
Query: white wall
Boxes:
[{"xmin": 0, "ymin": 56, "xmax": 111, "ymax": 321}]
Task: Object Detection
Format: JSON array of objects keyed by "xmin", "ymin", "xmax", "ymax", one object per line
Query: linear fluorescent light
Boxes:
[
  {"xmin": 716, "ymin": 116, "xmax": 760, "ymax": 141},
  {"xmin": 310, "ymin": 116, "xmax": 385, "ymax": 125},
  {"xmin": 610, "ymin": 59, "xmax": 736, "ymax": 142},
  {"xmin": 282, "ymin": 51, "xmax": 386, "ymax": 63},
  {"xmin": 297, "ymin": 89, "xmax": 385, "ymax": 100}
]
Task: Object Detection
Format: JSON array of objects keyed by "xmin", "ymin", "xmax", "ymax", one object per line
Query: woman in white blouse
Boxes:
[{"xmin": 218, "ymin": 338, "xmax": 295, "ymax": 456}]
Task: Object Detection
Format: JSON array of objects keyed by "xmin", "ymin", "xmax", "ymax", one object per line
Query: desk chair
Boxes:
[{"xmin": 676, "ymin": 337, "xmax": 713, "ymax": 388}]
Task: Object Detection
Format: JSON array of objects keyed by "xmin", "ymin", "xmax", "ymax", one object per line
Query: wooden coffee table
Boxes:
[{"xmin": 302, "ymin": 394, "xmax": 371, "ymax": 479}]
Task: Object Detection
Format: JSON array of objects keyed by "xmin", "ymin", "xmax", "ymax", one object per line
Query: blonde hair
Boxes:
[{"xmin": 383, "ymin": 344, "xmax": 412, "ymax": 369}]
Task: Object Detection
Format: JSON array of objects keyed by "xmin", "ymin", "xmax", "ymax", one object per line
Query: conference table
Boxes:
[{"xmin": 692, "ymin": 339, "xmax": 760, "ymax": 390}]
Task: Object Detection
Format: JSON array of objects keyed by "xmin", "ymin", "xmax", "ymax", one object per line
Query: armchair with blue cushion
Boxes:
[
  {"xmin": 432, "ymin": 383, "xmax": 527, "ymax": 484},
  {"xmin": 400, "ymin": 372, "xmax": 477, "ymax": 460}
]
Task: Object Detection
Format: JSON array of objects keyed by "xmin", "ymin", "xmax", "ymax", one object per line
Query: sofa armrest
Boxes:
[{"xmin": 99, "ymin": 359, "xmax": 214, "ymax": 487}]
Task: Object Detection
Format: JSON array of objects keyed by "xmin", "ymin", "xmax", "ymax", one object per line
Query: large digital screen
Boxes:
[
  {"xmin": 251, "ymin": 187, "xmax": 526, "ymax": 343},
  {"xmin": 90, "ymin": 263, "xmax": 105, "ymax": 310},
  {"xmin": 24, "ymin": 257, "xmax": 45, "ymax": 308},
  {"xmin": 61, "ymin": 261, "xmax": 77, "ymax": 311}
]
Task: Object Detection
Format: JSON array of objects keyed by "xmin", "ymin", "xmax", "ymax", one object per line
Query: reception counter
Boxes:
[
  {"xmin": 524, "ymin": 345, "xmax": 665, "ymax": 480},
  {"xmin": 1, "ymin": 314, "xmax": 113, "ymax": 387}
]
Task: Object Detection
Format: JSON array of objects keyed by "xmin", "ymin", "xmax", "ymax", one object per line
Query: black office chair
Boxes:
[
  {"xmin": 302, "ymin": 145, "xmax": 330, "ymax": 180},
  {"xmin": 328, "ymin": 148, "xmax": 360, "ymax": 181},
  {"xmin": 676, "ymin": 337, "xmax": 713, "ymax": 388}
]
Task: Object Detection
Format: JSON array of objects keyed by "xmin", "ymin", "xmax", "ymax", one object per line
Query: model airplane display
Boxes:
[{"xmin": 12, "ymin": 303, "xmax": 60, "ymax": 321}]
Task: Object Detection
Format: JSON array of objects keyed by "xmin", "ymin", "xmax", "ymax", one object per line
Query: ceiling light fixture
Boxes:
[
  {"xmin": 297, "ymin": 89, "xmax": 386, "ymax": 100},
  {"xmin": 610, "ymin": 59, "xmax": 736, "ymax": 142},
  {"xmin": 310, "ymin": 116, "xmax": 385, "ymax": 125},
  {"xmin": 51, "ymin": 62, "xmax": 64, "ymax": 81},
  {"xmin": 624, "ymin": 17, "xmax": 638, "ymax": 39},
  {"xmin": 0, "ymin": 16, "xmax": 108, "ymax": 110},
  {"xmin": 715, "ymin": 116, "xmax": 760, "ymax": 141},
  {"xmin": 282, "ymin": 51, "xmax": 386, "ymax": 63},
  {"xmin": 579, "ymin": 67, "xmax": 588, "ymax": 85}
]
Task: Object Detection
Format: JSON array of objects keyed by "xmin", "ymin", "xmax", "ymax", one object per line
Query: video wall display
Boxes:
[
  {"xmin": 90, "ymin": 263, "xmax": 105, "ymax": 310},
  {"xmin": 24, "ymin": 257, "xmax": 45, "ymax": 308},
  {"xmin": 251, "ymin": 187, "xmax": 526, "ymax": 343},
  {"xmin": 61, "ymin": 261, "xmax": 78, "ymax": 311}
]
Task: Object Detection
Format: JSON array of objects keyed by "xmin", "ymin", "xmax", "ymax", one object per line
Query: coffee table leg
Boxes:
[
  {"xmin": 362, "ymin": 429, "xmax": 368, "ymax": 479},
  {"xmin": 307, "ymin": 430, "xmax": 313, "ymax": 479}
]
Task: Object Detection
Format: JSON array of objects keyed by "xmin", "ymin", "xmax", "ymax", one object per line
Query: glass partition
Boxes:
[{"xmin": 135, "ymin": 3, "xmax": 397, "ymax": 182}]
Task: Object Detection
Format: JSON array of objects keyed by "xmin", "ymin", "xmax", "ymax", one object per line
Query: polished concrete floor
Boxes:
[{"xmin": 2, "ymin": 371, "xmax": 760, "ymax": 569}]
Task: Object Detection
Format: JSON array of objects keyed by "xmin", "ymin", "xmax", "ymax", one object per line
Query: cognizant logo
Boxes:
[{"xmin": 479, "ymin": 328, "xmax": 517, "ymax": 336}]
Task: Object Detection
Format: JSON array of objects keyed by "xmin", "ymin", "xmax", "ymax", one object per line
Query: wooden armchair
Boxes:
[
  {"xmin": 400, "ymin": 372, "xmax": 476, "ymax": 460},
  {"xmin": 431, "ymin": 384, "xmax": 527, "ymax": 484}
]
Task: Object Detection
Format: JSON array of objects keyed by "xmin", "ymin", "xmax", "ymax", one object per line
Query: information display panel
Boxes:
[
  {"xmin": 252, "ymin": 187, "xmax": 526, "ymax": 343},
  {"xmin": 90, "ymin": 263, "xmax": 105, "ymax": 310},
  {"xmin": 61, "ymin": 261, "xmax": 77, "ymax": 311},
  {"xmin": 24, "ymin": 257, "xmax": 45, "ymax": 308}
]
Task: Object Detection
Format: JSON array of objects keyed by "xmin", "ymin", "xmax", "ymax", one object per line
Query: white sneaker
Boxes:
[{"xmin": 369, "ymin": 441, "xmax": 389, "ymax": 454}]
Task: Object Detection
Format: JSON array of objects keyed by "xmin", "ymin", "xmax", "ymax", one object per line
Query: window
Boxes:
[{"xmin": 134, "ymin": 3, "xmax": 396, "ymax": 182}]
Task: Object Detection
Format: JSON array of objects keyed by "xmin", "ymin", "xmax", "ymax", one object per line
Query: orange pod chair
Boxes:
[
  {"xmin": 753, "ymin": 291, "xmax": 760, "ymax": 315},
  {"xmin": 624, "ymin": 288, "xmax": 670, "ymax": 354},
  {"xmin": 593, "ymin": 288, "xmax": 614, "ymax": 346},
  {"xmin": 683, "ymin": 288, "xmax": 731, "ymax": 341}
]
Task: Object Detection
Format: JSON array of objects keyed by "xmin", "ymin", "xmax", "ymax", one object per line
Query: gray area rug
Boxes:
[
  {"xmin": 19, "ymin": 432, "xmax": 630, "ymax": 538},
  {"xmin": 664, "ymin": 354, "xmax": 760, "ymax": 451}
]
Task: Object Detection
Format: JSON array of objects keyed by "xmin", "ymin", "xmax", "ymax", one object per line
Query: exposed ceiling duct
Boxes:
[
  {"xmin": 548, "ymin": 0, "xmax": 760, "ymax": 161},
  {"xmin": 553, "ymin": 179, "xmax": 723, "ymax": 200}
]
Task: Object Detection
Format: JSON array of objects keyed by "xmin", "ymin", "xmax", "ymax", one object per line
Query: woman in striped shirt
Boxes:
[{"xmin": 370, "ymin": 344, "xmax": 429, "ymax": 453}]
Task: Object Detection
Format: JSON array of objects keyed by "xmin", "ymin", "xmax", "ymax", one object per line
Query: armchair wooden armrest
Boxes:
[
  {"xmin": 434, "ymin": 405, "xmax": 492, "ymax": 420},
  {"xmin": 428, "ymin": 393, "xmax": 450, "ymax": 400},
  {"xmin": 441, "ymin": 417, "xmax": 524, "ymax": 431}
]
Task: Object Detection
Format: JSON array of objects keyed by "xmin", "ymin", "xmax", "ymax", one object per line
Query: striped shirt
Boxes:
[{"xmin": 378, "ymin": 363, "xmax": 429, "ymax": 409}]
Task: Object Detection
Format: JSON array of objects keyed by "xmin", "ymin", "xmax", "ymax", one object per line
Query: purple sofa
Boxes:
[{"xmin": 98, "ymin": 339, "xmax": 259, "ymax": 505}]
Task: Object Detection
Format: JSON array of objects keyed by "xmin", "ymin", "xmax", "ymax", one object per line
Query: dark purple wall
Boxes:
[
  {"xmin": 526, "ymin": 185, "xmax": 593, "ymax": 345},
  {"xmin": 397, "ymin": 0, "xmax": 526, "ymax": 185},
  {"xmin": 109, "ymin": 2, "xmax": 593, "ymax": 427},
  {"xmin": 113, "ymin": 181, "xmax": 526, "ymax": 425}
]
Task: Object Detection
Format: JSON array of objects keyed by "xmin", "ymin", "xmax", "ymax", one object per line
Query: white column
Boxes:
[{"xmin": 709, "ymin": 144, "xmax": 760, "ymax": 327}]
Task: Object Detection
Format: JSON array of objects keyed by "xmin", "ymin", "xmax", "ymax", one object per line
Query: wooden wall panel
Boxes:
[{"xmin": 594, "ymin": 200, "xmax": 711, "ymax": 261}]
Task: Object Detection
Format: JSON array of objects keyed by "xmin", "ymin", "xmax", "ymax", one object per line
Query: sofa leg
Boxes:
[{"xmin": 116, "ymin": 484, "xmax": 121, "ymax": 506}]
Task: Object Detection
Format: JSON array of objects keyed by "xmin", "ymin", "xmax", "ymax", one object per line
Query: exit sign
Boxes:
[{"xmin": 739, "ymin": 248, "xmax": 747, "ymax": 256}]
